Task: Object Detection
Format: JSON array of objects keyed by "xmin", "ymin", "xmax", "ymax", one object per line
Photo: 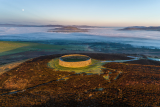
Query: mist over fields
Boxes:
[{"xmin": 0, "ymin": 27, "xmax": 160, "ymax": 48}]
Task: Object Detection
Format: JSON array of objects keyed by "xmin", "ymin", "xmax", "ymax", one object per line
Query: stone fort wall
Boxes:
[{"xmin": 59, "ymin": 54, "xmax": 91, "ymax": 68}]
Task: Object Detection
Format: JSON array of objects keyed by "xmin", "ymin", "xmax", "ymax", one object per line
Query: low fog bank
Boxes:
[{"xmin": 0, "ymin": 27, "xmax": 160, "ymax": 49}]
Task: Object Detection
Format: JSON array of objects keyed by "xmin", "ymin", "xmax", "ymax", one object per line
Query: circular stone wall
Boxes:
[{"xmin": 59, "ymin": 54, "xmax": 91, "ymax": 68}]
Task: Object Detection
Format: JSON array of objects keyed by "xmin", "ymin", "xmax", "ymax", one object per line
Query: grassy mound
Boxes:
[{"xmin": 48, "ymin": 58, "xmax": 106, "ymax": 74}]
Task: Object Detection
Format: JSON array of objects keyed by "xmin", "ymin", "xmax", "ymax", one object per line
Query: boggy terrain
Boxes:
[{"xmin": 0, "ymin": 53, "xmax": 160, "ymax": 107}]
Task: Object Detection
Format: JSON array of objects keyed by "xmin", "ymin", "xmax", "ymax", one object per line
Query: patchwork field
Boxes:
[{"xmin": 0, "ymin": 41, "xmax": 92, "ymax": 57}]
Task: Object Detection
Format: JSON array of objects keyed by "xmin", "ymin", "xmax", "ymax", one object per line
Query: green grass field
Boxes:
[
  {"xmin": 0, "ymin": 41, "xmax": 90, "ymax": 56},
  {"xmin": 0, "ymin": 41, "xmax": 31, "ymax": 52},
  {"xmin": 48, "ymin": 58, "xmax": 106, "ymax": 74}
]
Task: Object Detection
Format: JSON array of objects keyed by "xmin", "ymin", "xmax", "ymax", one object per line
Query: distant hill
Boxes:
[
  {"xmin": 0, "ymin": 24, "xmax": 64, "ymax": 27},
  {"xmin": 0, "ymin": 24, "xmax": 101, "ymax": 28},
  {"xmin": 120, "ymin": 26, "xmax": 160, "ymax": 31},
  {"xmin": 48, "ymin": 26, "xmax": 88, "ymax": 32}
]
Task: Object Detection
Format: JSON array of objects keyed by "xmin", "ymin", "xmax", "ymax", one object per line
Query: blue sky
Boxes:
[{"xmin": 0, "ymin": 0, "xmax": 160, "ymax": 26}]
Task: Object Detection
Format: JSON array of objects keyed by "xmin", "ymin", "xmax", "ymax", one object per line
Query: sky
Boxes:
[{"xmin": 0, "ymin": 0, "xmax": 160, "ymax": 26}]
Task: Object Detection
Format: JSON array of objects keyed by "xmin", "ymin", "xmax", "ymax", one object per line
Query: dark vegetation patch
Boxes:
[
  {"xmin": 103, "ymin": 62, "xmax": 160, "ymax": 106},
  {"xmin": 81, "ymin": 53, "xmax": 132, "ymax": 60},
  {"xmin": 0, "ymin": 53, "xmax": 160, "ymax": 106},
  {"xmin": 125, "ymin": 59, "xmax": 160, "ymax": 66}
]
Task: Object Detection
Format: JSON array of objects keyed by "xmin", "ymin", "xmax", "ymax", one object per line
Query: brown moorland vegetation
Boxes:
[{"xmin": 0, "ymin": 53, "xmax": 160, "ymax": 106}]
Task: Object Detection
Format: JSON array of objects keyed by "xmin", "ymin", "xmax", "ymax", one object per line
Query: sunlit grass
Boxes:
[
  {"xmin": 0, "ymin": 41, "xmax": 31, "ymax": 53},
  {"xmin": 0, "ymin": 41, "xmax": 89, "ymax": 56},
  {"xmin": 48, "ymin": 58, "xmax": 106, "ymax": 74}
]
